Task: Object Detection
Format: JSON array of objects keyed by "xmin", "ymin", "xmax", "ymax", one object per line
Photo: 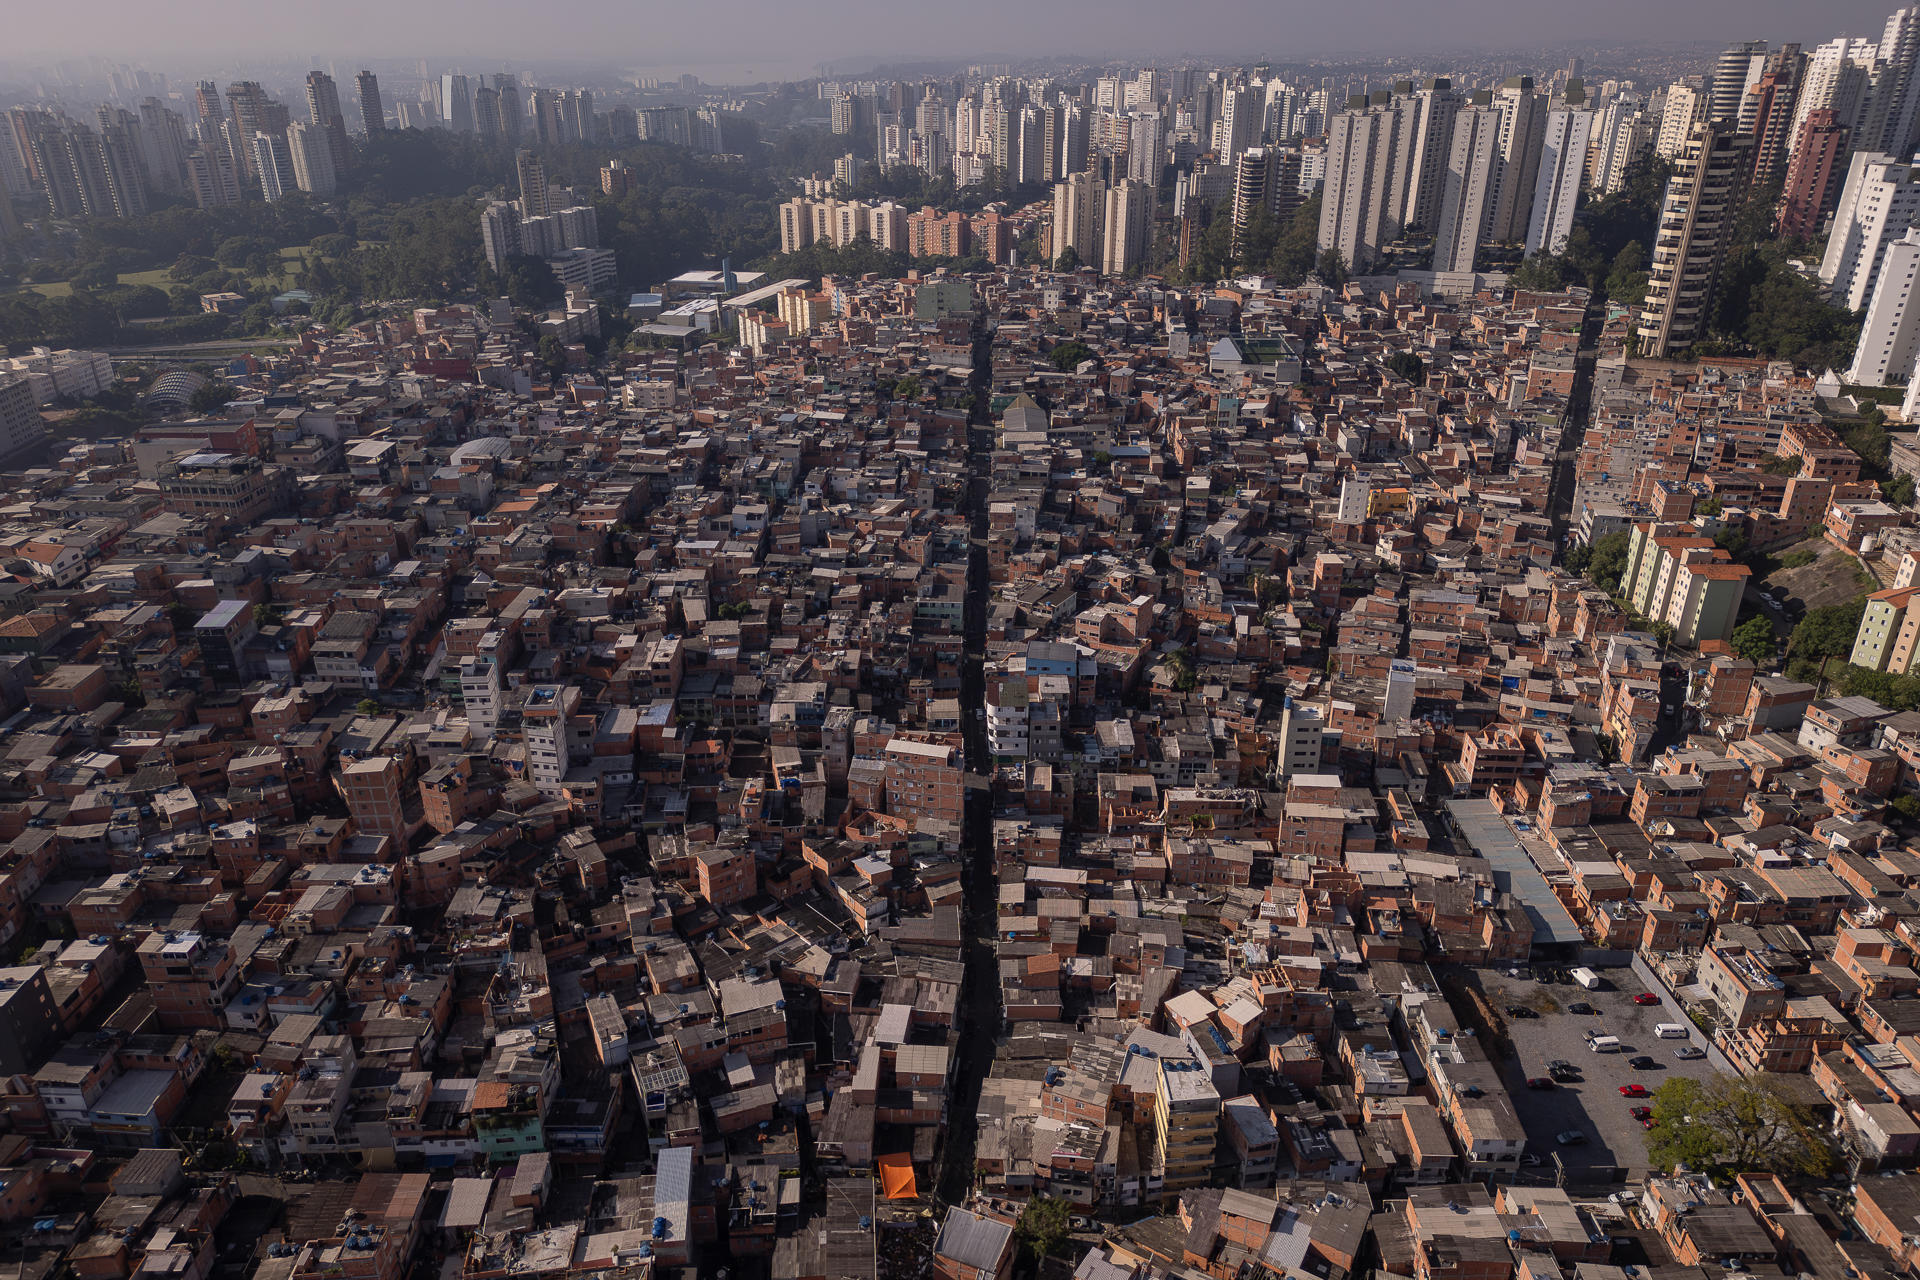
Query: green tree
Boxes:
[
  {"xmin": 891, "ymin": 376, "xmax": 920, "ymax": 400},
  {"xmin": 1509, "ymin": 254, "xmax": 1569, "ymax": 291},
  {"xmin": 498, "ymin": 254, "xmax": 562, "ymax": 309},
  {"xmin": 1730, "ymin": 615, "xmax": 1776, "ymax": 665},
  {"xmin": 1891, "ymin": 793, "xmax": 1920, "ymax": 824},
  {"xmin": 188, "ymin": 381, "xmax": 236, "ymax": 414},
  {"xmin": 1165, "ymin": 647, "xmax": 1199, "ymax": 692},
  {"xmin": 1789, "ymin": 600, "xmax": 1867, "ymax": 666},
  {"xmin": 1315, "ymin": 248, "xmax": 1348, "ymax": 288},
  {"xmin": 1645, "ymin": 1074, "xmax": 1835, "ymax": 1177},
  {"xmin": 1050, "ymin": 341, "xmax": 1093, "ymax": 372},
  {"xmin": 1580, "ymin": 529, "xmax": 1633, "ymax": 595},
  {"xmin": 354, "ymin": 699, "xmax": 382, "ymax": 717},
  {"xmin": 1713, "ymin": 525, "xmax": 1749, "ymax": 561},
  {"xmin": 1889, "ymin": 473, "xmax": 1918, "ymax": 507},
  {"xmin": 1054, "ymin": 245, "xmax": 1081, "ymax": 272},
  {"xmin": 536, "ymin": 335, "xmax": 569, "ymax": 379},
  {"xmin": 1015, "ymin": 1195, "xmax": 1072, "ymax": 1260},
  {"xmin": 1386, "ymin": 352, "xmax": 1426, "ymax": 383}
]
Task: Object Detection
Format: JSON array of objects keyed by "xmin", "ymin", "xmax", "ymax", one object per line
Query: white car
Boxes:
[{"xmin": 1674, "ymin": 1046, "xmax": 1705, "ymax": 1060}]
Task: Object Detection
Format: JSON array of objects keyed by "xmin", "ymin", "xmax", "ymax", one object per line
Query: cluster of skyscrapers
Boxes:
[
  {"xmin": 0, "ymin": 69, "xmax": 377, "ymax": 218},
  {"xmin": 404, "ymin": 73, "xmax": 726, "ymax": 153},
  {"xmin": 477, "ymin": 150, "xmax": 617, "ymax": 292}
]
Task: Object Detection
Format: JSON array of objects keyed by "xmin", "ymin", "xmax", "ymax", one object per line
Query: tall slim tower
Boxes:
[
  {"xmin": 1050, "ymin": 170, "xmax": 1105, "ymax": 267},
  {"xmin": 1487, "ymin": 76, "xmax": 1546, "ymax": 245},
  {"xmin": 1102, "ymin": 178, "xmax": 1153, "ymax": 275},
  {"xmin": 492, "ymin": 74, "xmax": 523, "ymax": 140},
  {"xmin": 515, "ymin": 148, "xmax": 549, "ymax": 219},
  {"xmin": 1746, "ymin": 56, "xmax": 1803, "ymax": 188},
  {"xmin": 1400, "ymin": 78, "xmax": 1461, "ymax": 234},
  {"xmin": 354, "ymin": 71, "xmax": 384, "ymax": 135},
  {"xmin": 286, "ymin": 120, "xmax": 336, "ymax": 196},
  {"xmin": 440, "ymin": 74, "xmax": 473, "ymax": 133},
  {"xmin": 1219, "ymin": 85, "xmax": 1261, "ymax": 161},
  {"xmin": 1637, "ymin": 123, "xmax": 1753, "ymax": 358},
  {"xmin": 1778, "ymin": 110, "xmax": 1850, "ymax": 241},
  {"xmin": 304, "ymin": 71, "xmax": 351, "ymax": 178},
  {"xmin": 1709, "ymin": 40, "xmax": 1769, "ymax": 126},
  {"xmin": 1317, "ymin": 93, "xmax": 1405, "ymax": 273},
  {"xmin": 1526, "ymin": 82, "xmax": 1593, "ymax": 257},
  {"xmin": 1866, "ymin": 7, "xmax": 1920, "ymax": 157},
  {"xmin": 1431, "ymin": 98, "xmax": 1502, "ymax": 273},
  {"xmin": 225, "ymin": 82, "xmax": 271, "ymax": 176}
]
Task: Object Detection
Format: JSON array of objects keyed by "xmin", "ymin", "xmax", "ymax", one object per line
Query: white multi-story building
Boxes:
[
  {"xmin": 1276, "ymin": 698, "xmax": 1328, "ymax": 779},
  {"xmin": 460, "ymin": 658, "xmax": 501, "ymax": 736},
  {"xmin": 285, "ymin": 121, "xmax": 335, "ymax": 197},
  {"xmin": 986, "ymin": 683, "xmax": 1029, "ymax": 759},
  {"xmin": 1399, "ymin": 79, "xmax": 1462, "ymax": 234},
  {"xmin": 522, "ymin": 684, "xmax": 581, "ymax": 799},
  {"xmin": 1526, "ymin": 86, "xmax": 1593, "ymax": 257},
  {"xmin": 1587, "ymin": 92, "xmax": 1649, "ymax": 195},
  {"xmin": 1793, "ymin": 37, "xmax": 1878, "ymax": 142},
  {"xmin": 1655, "ymin": 82, "xmax": 1705, "ymax": 158},
  {"xmin": 1488, "ymin": 76, "xmax": 1547, "ymax": 244},
  {"xmin": 0, "ymin": 374, "xmax": 47, "ymax": 460},
  {"xmin": 1847, "ymin": 226, "xmax": 1920, "ymax": 386},
  {"xmin": 1431, "ymin": 100, "xmax": 1502, "ymax": 274},
  {"xmin": 250, "ymin": 130, "xmax": 294, "ymax": 203},
  {"xmin": 1051, "ymin": 171, "xmax": 1105, "ymax": 268},
  {"xmin": 1821, "ymin": 154, "xmax": 1920, "ymax": 312},
  {"xmin": 1319, "ymin": 94, "xmax": 1404, "ymax": 272},
  {"xmin": 1101, "ymin": 179, "xmax": 1153, "ymax": 276}
]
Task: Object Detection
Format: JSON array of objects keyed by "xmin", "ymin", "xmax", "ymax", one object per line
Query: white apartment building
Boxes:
[
  {"xmin": 1526, "ymin": 91, "xmax": 1593, "ymax": 257},
  {"xmin": 1848, "ymin": 226, "xmax": 1920, "ymax": 386},
  {"xmin": 1823, "ymin": 155, "xmax": 1920, "ymax": 312}
]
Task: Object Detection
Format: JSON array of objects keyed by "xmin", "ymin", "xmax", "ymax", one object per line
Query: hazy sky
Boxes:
[{"xmin": 5, "ymin": 0, "xmax": 1918, "ymax": 79}]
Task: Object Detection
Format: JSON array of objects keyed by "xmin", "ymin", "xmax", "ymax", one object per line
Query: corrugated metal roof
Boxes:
[{"xmin": 1444, "ymin": 798, "xmax": 1583, "ymax": 946}]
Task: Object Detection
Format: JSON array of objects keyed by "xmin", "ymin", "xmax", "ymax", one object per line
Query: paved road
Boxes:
[
  {"xmin": 935, "ymin": 311, "xmax": 1004, "ymax": 1207},
  {"xmin": 105, "ymin": 338, "xmax": 290, "ymax": 357},
  {"xmin": 1546, "ymin": 300, "xmax": 1605, "ymax": 544}
]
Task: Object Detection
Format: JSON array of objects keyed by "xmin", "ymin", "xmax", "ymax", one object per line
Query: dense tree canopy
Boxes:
[
  {"xmin": 1729, "ymin": 615, "xmax": 1777, "ymax": 665},
  {"xmin": 1645, "ymin": 1074, "xmax": 1835, "ymax": 1177}
]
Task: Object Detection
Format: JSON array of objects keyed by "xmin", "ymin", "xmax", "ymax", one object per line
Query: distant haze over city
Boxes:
[{"xmin": 2, "ymin": 0, "xmax": 1918, "ymax": 79}]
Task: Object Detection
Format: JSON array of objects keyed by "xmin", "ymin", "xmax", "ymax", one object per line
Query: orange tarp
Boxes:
[{"xmin": 876, "ymin": 1152, "xmax": 917, "ymax": 1200}]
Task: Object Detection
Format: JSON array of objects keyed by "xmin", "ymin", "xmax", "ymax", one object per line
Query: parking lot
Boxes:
[{"xmin": 1479, "ymin": 970, "xmax": 1724, "ymax": 1174}]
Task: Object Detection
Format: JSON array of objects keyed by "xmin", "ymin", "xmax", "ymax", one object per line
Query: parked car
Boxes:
[
  {"xmin": 1674, "ymin": 1046, "xmax": 1706, "ymax": 1060},
  {"xmin": 1527, "ymin": 1077, "xmax": 1556, "ymax": 1090},
  {"xmin": 1556, "ymin": 1129, "xmax": 1588, "ymax": 1146},
  {"xmin": 1628, "ymin": 1106, "xmax": 1652, "ymax": 1120},
  {"xmin": 1568, "ymin": 1002, "xmax": 1595, "ymax": 1015},
  {"xmin": 1070, "ymin": 1217, "xmax": 1094, "ymax": 1232},
  {"xmin": 1618, "ymin": 1084, "xmax": 1649, "ymax": 1098},
  {"xmin": 1629, "ymin": 1055, "xmax": 1658, "ymax": 1070},
  {"xmin": 1505, "ymin": 1005, "xmax": 1538, "ymax": 1019},
  {"xmin": 1633, "ymin": 993, "xmax": 1661, "ymax": 1006}
]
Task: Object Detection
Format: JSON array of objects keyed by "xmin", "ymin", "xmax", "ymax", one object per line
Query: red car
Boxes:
[
  {"xmin": 1640, "ymin": 1116, "xmax": 1656, "ymax": 1129},
  {"xmin": 1633, "ymin": 993, "xmax": 1661, "ymax": 1006},
  {"xmin": 1628, "ymin": 1106, "xmax": 1652, "ymax": 1120},
  {"xmin": 1618, "ymin": 1084, "xmax": 1649, "ymax": 1098}
]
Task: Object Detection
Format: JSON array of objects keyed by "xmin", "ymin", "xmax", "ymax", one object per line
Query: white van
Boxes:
[
  {"xmin": 1654, "ymin": 1023, "xmax": 1690, "ymax": 1039},
  {"xmin": 1570, "ymin": 967, "xmax": 1603, "ymax": 991},
  {"xmin": 1589, "ymin": 1034, "xmax": 1622, "ymax": 1053}
]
